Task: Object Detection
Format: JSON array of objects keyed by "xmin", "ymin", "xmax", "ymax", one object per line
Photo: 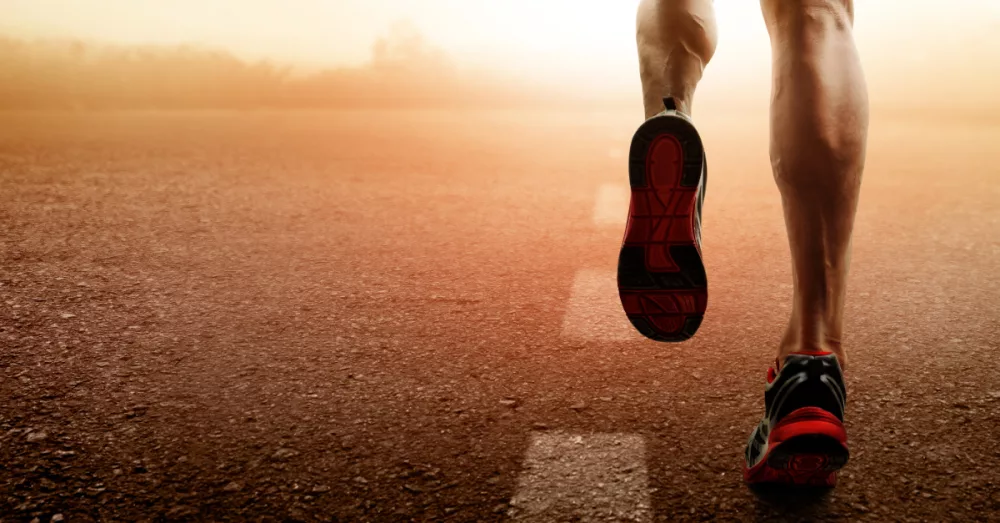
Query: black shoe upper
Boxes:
[
  {"xmin": 745, "ymin": 353, "xmax": 847, "ymax": 468},
  {"xmin": 659, "ymin": 97, "xmax": 706, "ymax": 249}
]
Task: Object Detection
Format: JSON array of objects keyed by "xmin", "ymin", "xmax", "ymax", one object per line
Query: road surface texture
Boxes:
[{"xmin": 2, "ymin": 109, "xmax": 999, "ymax": 522}]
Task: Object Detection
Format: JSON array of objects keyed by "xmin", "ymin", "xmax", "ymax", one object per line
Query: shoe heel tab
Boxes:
[
  {"xmin": 781, "ymin": 352, "xmax": 842, "ymax": 378},
  {"xmin": 781, "ymin": 352, "xmax": 834, "ymax": 369}
]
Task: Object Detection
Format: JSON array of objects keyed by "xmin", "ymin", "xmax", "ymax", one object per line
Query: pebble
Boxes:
[
  {"xmin": 271, "ymin": 448, "xmax": 299, "ymax": 461},
  {"xmin": 223, "ymin": 481, "xmax": 241, "ymax": 492},
  {"xmin": 26, "ymin": 431, "xmax": 48, "ymax": 443},
  {"xmin": 51, "ymin": 515, "xmax": 65, "ymax": 523}
]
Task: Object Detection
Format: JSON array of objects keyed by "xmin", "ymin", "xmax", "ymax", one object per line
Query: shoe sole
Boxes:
[
  {"xmin": 744, "ymin": 407, "xmax": 850, "ymax": 487},
  {"xmin": 617, "ymin": 112, "xmax": 707, "ymax": 342}
]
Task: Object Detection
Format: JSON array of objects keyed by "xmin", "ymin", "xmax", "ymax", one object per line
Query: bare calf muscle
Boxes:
[
  {"xmin": 636, "ymin": 0, "xmax": 717, "ymax": 117},
  {"xmin": 762, "ymin": 0, "xmax": 868, "ymax": 368}
]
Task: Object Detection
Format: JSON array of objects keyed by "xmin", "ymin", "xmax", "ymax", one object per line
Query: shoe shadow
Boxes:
[{"xmin": 748, "ymin": 483, "xmax": 837, "ymax": 520}]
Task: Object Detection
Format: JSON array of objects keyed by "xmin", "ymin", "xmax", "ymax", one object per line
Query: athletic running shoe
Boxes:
[
  {"xmin": 617, "ymin": 97, "xmax": 707, "ymax": 342},
  {"xmin": 744, "ymin": 352, "xmax": 849, "ymax": 487}
]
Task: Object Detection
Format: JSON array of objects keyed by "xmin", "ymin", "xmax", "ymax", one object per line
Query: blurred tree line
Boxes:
[{"xmin": 0, "ymin": 25, "xmax": 532, "ymax": 109}]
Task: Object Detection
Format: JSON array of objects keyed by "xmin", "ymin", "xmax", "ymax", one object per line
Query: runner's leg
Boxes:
[{"xmin": 760, "ymin": 0, "xmax": 869, "ymax": 370}]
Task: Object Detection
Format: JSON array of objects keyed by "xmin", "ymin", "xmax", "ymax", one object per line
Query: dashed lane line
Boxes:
[
  {"xmin": 560, "ymin": 269, "xmax": 641, "ymax": 342},
  {"xmin": 508, "ymin": 432, "xmax": 653, "ymax": 522},
  {"xmin": 593, "ymin": 183, "xmax": 630, "ymax": 227}
]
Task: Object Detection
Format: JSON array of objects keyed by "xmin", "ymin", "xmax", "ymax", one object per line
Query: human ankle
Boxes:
[
  {"xmin": 643, "ymin": 91, "xmax": 695, "ymax": 119},
  {"xmin": 778, "ymin": 338, "xmax": 847, "ymax": 371},
  {"xmin": 666, "ymin": 94, "xmax": 694, "ymax": 115}
]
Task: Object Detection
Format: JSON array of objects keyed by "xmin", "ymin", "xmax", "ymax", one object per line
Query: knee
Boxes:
[{"xmin": 760, "ymin": 0, "xmax": 854, "ymax": 34}]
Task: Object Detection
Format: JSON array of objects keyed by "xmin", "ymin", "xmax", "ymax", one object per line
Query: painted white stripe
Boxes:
[
  {"xmin": 593, "ymin": 183, "xmax": 630, "ymax": 227},
  {"xmin": 561, "ymin": 270, "xmax": 640, "ymax": 342},
  {"xmin": 508, "ymin": 432, "xmax": 653, "ymax": 522}
]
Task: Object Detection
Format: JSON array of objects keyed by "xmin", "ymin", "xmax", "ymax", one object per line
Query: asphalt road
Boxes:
[{"xmin": 1, "ymin": 109, "xmax": 999, "ymax": 522}]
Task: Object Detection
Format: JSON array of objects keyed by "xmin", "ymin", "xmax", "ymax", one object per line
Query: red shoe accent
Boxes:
[
  {"xmin": 769, "ymin": 408, "xmax": 847, "ymax": 446},
  {"xmin": 744, "ymin": 407, "xmax": 849, "ymax": 487}
]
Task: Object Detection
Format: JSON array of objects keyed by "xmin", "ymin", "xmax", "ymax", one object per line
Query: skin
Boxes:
[{"xmin": 636, "ymin": 0, "xmax": 869, "ymax": 370}]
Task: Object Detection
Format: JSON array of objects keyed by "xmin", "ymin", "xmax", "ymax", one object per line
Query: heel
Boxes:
[
  {"xmin": 766, "ymin": 407, "xmax": 849, "ymax": 476},
  {"xmin": 769, "ymin": 407, "xmax": 847, "ymax": 448}
]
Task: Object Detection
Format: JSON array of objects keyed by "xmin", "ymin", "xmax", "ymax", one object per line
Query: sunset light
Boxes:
[
  {"xmin": 2, "ymin": 0, "xmax": 998, "ymax": 113},
  {"xmin": 3, "ymin": 0, "xmax": 1000, "ymax": 520},
  {"xmin": 2, "ymin": 1, "xmax": 996, "ymax": 71}
]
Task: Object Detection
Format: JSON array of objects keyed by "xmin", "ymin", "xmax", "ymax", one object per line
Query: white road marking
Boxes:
[
  {"xmin": 508, "ymin": 432, "xmax": 653, "ymax": 522},
  {"xmin": 593, "ymin": 183, "xmax": 630, "ymax": 227},
  {"xmin": 560, "ymin": 270, "xmax": 641, "ymax": 342}
]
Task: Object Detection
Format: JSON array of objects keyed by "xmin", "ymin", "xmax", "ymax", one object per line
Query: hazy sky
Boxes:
[{"xmin": 3, "ymin": 1, "xmax": 999, "ymax": 98}]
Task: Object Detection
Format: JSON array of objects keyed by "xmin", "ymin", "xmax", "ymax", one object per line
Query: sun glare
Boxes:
[{"xmin": 2, "ymin": 0, "xmax": 997, "ymax": 103}]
